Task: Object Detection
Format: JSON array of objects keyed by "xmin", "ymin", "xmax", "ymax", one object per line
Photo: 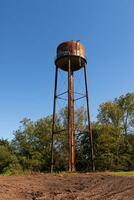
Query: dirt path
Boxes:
[{"xmin": 0, "ymin": 173, "xmax": 134, "ymax": 200}]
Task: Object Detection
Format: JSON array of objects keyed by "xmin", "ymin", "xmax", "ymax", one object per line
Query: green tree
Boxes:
[
  {"xmin": 97, "ymin": 93, "xmax": 134, "ymax": 135},
  {"xmin": 96, "ymin": 93, "xmax": 134, "ymax": 170},
  {"xmin": 12, "ymin": 117, "xmax": 52, "ymax": 171},
  {"xmin": 93, "ymin": 124, "xmax": 132, "ymax": 171},
  {"xmin": 0, "ymin": 139, "xmax": 21, "ymax": 174},
  {"xmin": 115, "ymin": 93, "xmax": 134, "ymax": 135},
  {"xmin": 97, "ymin": 102, "xmax": 122, "ymax": 128}
]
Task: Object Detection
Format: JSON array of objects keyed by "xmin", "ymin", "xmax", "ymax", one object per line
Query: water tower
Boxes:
[{"xmin": 51, "ymin": 41, "xmax": 95, "ymax": 172}]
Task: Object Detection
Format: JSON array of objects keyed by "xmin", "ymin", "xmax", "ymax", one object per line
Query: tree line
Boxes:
[{"xmin": 0, "ymin": 92, "xmax": 133, "ymax": 174}]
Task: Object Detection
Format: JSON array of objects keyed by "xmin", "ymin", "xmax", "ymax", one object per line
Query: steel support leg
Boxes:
[
  {"xmin": 83, "ymin": 65, "xmax": 95, "ymax": 172},
  {"xmin": 51, "ymin": 66, "xmax": 58, "ymax": 173}
]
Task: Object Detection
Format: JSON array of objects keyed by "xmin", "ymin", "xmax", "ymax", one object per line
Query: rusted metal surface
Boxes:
[
  {"xmin": 68, "ymin": 58, "xmax": 75, "ymax": 172},
  {"xmin": 55, "ymin": 41, "xmax": 87, "ymax": 71},
  {"xmin": 57, "ymin": 41, "xmax": 86, "ymax": 58}
]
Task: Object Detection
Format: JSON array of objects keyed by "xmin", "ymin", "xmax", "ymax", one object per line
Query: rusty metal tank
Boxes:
[{"xmin": 55, "ymin": 41, "xmax": 87, "ymax": 71}]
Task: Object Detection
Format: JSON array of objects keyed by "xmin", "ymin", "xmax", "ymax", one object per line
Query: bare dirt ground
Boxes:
[{"xmin": 0, "ymin": 173, "xmax": 134, "ymax": 200}]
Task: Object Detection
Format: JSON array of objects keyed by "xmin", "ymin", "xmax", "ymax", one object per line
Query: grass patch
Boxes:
[
  {"xmin": 112, "ymin": 171, "xmax": 134, "ymax": 175},
  {"xmin": 1, "ymin": 170, "xmax": 40, "ymax": 176}
]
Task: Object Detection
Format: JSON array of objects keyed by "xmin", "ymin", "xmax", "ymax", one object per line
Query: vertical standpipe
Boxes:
[{"xmin": 68, "ymin": 58, "xmax": 75, "ymax": 172}]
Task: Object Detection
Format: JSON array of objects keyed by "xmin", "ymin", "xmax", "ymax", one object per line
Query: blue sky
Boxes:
[{"xmin": 0, "ymin": 0, "xmax": 134, "ymax": 139}]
